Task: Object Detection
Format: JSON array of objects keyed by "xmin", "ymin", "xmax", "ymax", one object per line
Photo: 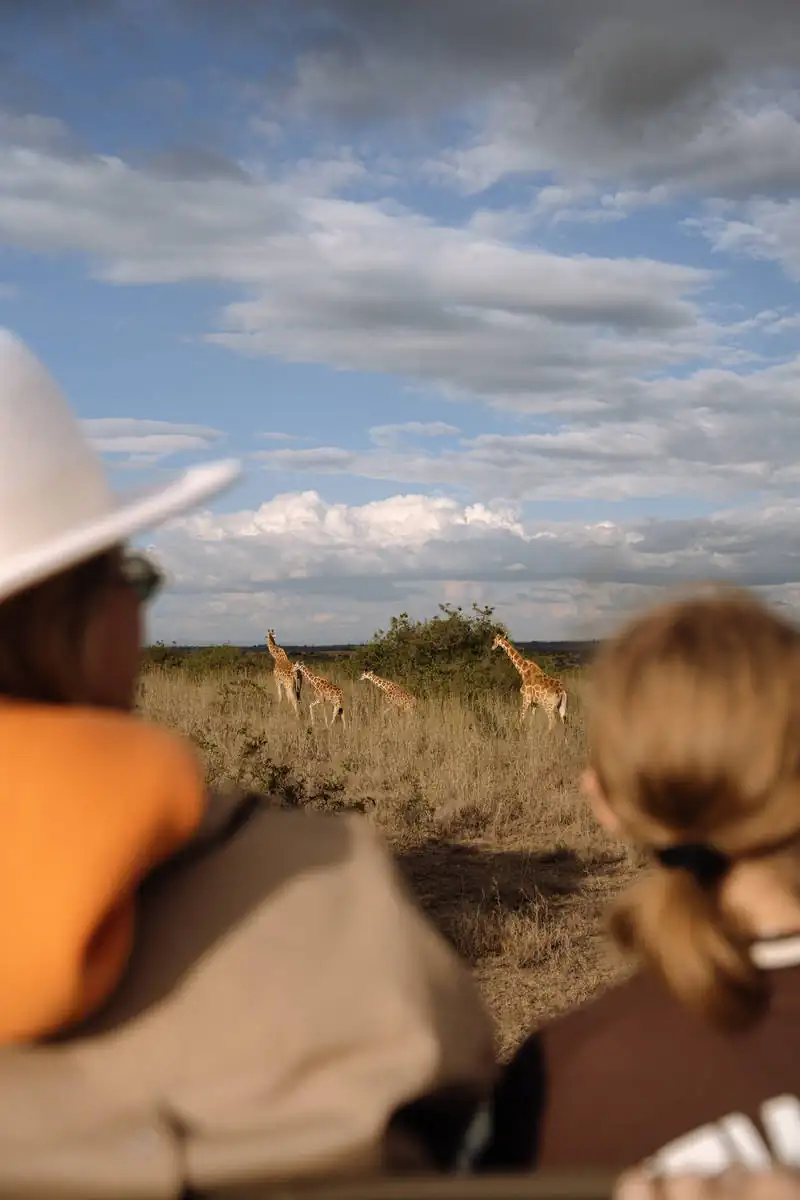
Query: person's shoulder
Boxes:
[
  {"xmin": 468, "ymin": 972, "xmax": 671, "ymax": 1170},
  {"xmin": 0, "ymin": 701, "xmax": 201, "ymax": 779},
  {"xmin": 231, "ymin": 803, "xmax": 397, "ymax": 884},
  {"xmin": 543, "ymin": 969, "xmax": 664, "ymax": 1047},
  {"xmin": 509, "ymin": 968, "xmax": 675, "ymax": 1084}
]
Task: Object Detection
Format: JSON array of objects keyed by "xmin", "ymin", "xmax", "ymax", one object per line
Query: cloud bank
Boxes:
[{"xmin": 0, "ymin": 0, "xmax": 797, "ymax": 641}]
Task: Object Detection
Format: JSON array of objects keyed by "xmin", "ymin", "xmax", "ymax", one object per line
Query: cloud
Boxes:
[
  {"xmin": 253, "ymin": 355, "xmax": 800, "ymax": 504},
  {"xmin": 139, "ymin": 145, "xmax": 252, "ymax": 184},
  {"xmin": 0, "ymin": 127, "xmax": 724, "ymax": 418},
  {"xmin": 205, "ymin": 219, "xmax": 715, "ymax": 418},
  {"xmin": 436, "ymin": 94, "xmax": 800, "ymax": 201},
  {"xmin": 83, "ymin": 417, "xmax": 223, "ymax": 461},
  {"xmin": 688, "ymin": 198, "xmax": 800, "ymax": 280},
  {"xmin": 0, "ymin": 1, "xmax": 794, "ymax": 648},
  {"xmin": 144, "ymin": 488, "xmax": 800, "ymax": 642},
  {"xmin": 243, "ymin": 0, "xmax": 800, "ymax": 198},
  {"xmin": 250, "ymin": 1, "xmax": 800, "ymax": 115},
  {"xmin": 6, "ymin": 1, "xmax": 800, "ymax": 203},
  {"xmin": 368, "ymin": 421, "xmax": 460, "ymax": 447}
]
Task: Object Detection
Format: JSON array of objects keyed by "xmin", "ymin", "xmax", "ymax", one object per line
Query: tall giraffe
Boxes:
[
  {"xmin": 492, "ymin": 634, "xmax": 568, "ymax": 730},
  {"xmin": 266, "ymin": 629, "xmax": 301, "ymax": 715},
  {"xmin": 360, "ymin": 670, "xmax": 416, "ymax": 712},
  {"xmin": 292, "ymin": 661, "xmax": 346, "ymax": 727}
]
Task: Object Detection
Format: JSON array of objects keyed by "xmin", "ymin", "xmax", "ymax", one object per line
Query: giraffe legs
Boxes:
[
  {"xmin": 275, "ymin": 676, "xmax": 300, "ymax": 716},
  {"xmin": 305, "ymin": 696, "xmax": 345, "ymax": 728}
]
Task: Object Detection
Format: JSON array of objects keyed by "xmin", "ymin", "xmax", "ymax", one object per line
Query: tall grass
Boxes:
[{"xmin": 138, "ymin": 661, "xmax": 636, "ymax": 1055}]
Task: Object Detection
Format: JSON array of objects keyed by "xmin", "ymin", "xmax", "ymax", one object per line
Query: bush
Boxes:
[
  {"xmin": 350, "ymin": 603, "xmax": 519, "ymax": 699},
  {"xmin": 140, "ymin": 642, "xmax": 261, "ymax": 677}
]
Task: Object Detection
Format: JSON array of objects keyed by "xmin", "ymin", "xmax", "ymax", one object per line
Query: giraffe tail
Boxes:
[{"xmin": 558, "ymin": 690, "xmax": 568, "ymax": 720}]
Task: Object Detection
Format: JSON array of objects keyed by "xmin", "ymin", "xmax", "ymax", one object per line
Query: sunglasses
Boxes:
[{"xmin": 116, "ymin": 550, "xmax": 164, "ymax": 604}]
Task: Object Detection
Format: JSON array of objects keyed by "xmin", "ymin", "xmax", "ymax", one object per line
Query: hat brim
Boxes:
[{"xmin": 0, "ymin": 457, "xmax": 242, "ymax": 604}]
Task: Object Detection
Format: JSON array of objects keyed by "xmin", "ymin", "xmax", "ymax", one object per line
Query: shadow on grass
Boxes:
[{"xmin": 395, "ymin": 840, "xmax": 625, "ymax": 968}]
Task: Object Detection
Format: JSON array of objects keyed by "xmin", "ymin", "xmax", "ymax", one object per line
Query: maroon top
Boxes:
[{"xmin": 468, "ymin": 934, "xmax": 800, "ymax": 1175}]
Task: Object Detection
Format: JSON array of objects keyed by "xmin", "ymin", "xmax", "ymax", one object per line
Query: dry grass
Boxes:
[{"xmin": 138, "ymin": 662, "xmax": 639, "ymax": 1057}]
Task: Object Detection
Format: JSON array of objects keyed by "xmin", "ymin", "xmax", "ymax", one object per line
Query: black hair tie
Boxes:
[{"xmin": 654, "ymin": 842, "xmax": 730, "ymax": 888}]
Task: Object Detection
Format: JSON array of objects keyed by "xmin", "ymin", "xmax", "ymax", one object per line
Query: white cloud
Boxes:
[
  {"xmin": 248, "ymin": 1, "xmax": 800, "ymax": 203},
  {"xmin": 435, "ymin": 92, "xmax": 800, "ymax": 201},
  {"xmin": 144, "ymin": 488, "xmax": 800, "ymax": 643},
  {"xmin": 83, "ymin": 418, "xmax": 223, "ymax": 461},
  {"xmin": 368, "ymin": 421, "xmax": 460, "ymax": 447},
  {"xmin": 252, "ymin": 355, "xmax": 800, "ymax": 503},
  {"xmin": 1, "ymin": 4, "xmax": 799, "ymax": 645},
  {"xmin": 0, "ymin": 130, "xmax": 725, "ymax": 419},
  {"xmin": 688, "ymin": 198, "xmax": 800, "ymax": 280}
]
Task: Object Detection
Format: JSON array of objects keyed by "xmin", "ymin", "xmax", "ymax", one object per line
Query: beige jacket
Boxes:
[{"xmin": 0, "ymin": 793, "xmax": 496, "ymax": 1198}]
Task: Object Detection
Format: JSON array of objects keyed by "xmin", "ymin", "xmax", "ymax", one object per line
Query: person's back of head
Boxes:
[
  {"xmin": 584, "ymin": 585, "xmax": 800, "ymax": 1032},
  {"xmin": 0, "ymin": 328, "xmax": 240, "ymax": 712},
  {"xmin": 0, "ymin": 544, "xmax": 146, "ymax": 710}
]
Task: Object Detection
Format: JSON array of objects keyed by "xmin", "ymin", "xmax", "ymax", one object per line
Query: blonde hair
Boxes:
[
  {"xmin": 0, "ymin": 549, "xmax": 119, "ymax": 705},
  {"xmin": 589, "ymin": 585, "xmax": 800, "ymax": 1031}
]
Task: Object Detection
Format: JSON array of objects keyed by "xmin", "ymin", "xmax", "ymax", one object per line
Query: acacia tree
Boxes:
[{"xmin": 351, "ymin": 602, "xmax": 518, "ymax": 697}]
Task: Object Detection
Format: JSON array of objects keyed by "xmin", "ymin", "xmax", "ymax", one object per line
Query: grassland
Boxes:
[{"xmin": 138, "ymin": 658, "xmax": 638, "ymax": 1058}]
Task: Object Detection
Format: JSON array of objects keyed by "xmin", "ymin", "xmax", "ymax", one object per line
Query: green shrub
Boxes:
[{"xmin": 350, "ymin": 603, "xmax": 519, "ymax": 699}]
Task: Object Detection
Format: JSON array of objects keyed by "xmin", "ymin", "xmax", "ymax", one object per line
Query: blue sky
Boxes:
[{"xmin": 1, "ymin": 0, "xmax": 799, "ymax": 643}]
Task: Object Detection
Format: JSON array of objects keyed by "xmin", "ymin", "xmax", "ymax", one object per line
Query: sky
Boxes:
[{"xmin": 1, "ymin": 0, "xmax": 799, "ymax": 645}]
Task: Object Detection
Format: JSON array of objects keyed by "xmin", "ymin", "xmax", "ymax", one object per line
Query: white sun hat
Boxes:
[{"xmin": 0, "ymin": 327, "xmax": 243, "ymax": 604}]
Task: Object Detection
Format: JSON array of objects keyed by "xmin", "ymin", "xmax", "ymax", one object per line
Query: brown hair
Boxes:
[
  {"xmin": 588, "ymin": 585, "xmax": 800, "ymax": 1031},
  {"xmin": 0, "ymin": 549, "xmax": 119, "ymax": 705}
]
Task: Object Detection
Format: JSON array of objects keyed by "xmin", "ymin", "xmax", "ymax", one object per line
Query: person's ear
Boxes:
[{"xmin": 581, "ymin": 767, "xmax": 622, "ymax": 835}]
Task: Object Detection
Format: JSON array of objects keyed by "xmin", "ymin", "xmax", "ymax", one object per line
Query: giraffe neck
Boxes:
[
  {"xmin": 297, "ymin": 663, "xmax": 329, "ymax": 692},
  {"xmin": 500, "ymin": 637, "xmax": 544, "ymax": 678},
  {"xmin": 267, "ymin": 636, "xmax": 290, "ymax": 665},
  {"xmin": 367, "ymin": 672, "xmax": 392, "ymax": 693},
  {"xmin": 498, "ymin": 637, "xmax": 527, "ymax": 676}
]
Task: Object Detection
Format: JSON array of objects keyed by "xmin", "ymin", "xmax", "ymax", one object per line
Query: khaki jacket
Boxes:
[{"xmin": 0, "ymin": 793, "xmax": 496, "ymax": 1197}]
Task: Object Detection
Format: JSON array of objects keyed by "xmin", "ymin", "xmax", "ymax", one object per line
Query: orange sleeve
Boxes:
[{"xmin": 0, "ymin": 712, "xmax": 206, "ymax": 1043}]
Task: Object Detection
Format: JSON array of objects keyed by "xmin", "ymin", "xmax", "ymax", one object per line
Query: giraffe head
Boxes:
[
  {"xmin": 360, "ymin": 670, "xmax": 373, "ymax": 681},
  {"xmin": 491, "ymin": 634, "xmax": 507, "ymax": 651}
]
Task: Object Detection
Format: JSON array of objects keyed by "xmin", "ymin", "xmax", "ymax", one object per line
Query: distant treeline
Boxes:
[
  {"xmin": 143, "ymin": 640, "xmax": 597, "ymax": 662},
  {"xmin": 143, "ymin": 603, "xmax": 600, "ymax": 697}
]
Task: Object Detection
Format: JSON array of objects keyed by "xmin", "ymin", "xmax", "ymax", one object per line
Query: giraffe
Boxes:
[
  {"xmin": 359, "ymin": 669, "xmax": 416, "ymax": 712},
  {"xmin": 492, "ymin": 634, "xmax": 568, "ymax": 730},
  {"xmin": 266, "ymin": 629, "xmax": 301, "ymax": 715},
  {"xmin": 292, "ymin": 661, "xmax": 346, "ymax": 727}
]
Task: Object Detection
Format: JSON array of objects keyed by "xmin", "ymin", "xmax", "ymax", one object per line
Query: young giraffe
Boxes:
[
  {"xmin": 492, "ymin": 634, "xmax": 568, "ymax": 730},
  {"xmin": 360, "ymin": 669, "xmax": 416, "ymax": 712},
  {"xmin": 292, "ymin": 661, "xmax": 346, "ymax": 728},
  {"xmin": 266, "ymin": 629, "xmax": 301, "ymax": 715}
]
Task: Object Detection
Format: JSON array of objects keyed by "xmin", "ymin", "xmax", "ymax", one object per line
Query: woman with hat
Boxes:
[{"xmin": 0, "ymin": 330, "xmax": 496, "ymax": 1197}]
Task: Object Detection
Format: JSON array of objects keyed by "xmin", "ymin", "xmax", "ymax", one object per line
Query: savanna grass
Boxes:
[{"xmin": 138, "ymin": 661, "xmax": 637, "ymax": 1056}]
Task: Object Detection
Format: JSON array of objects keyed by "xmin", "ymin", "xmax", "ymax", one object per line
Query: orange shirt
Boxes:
[{"xmin": 0, "ymin": 702, "xmax": 205, "ymax": 1044}]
